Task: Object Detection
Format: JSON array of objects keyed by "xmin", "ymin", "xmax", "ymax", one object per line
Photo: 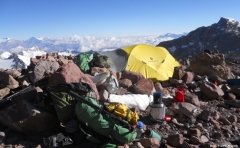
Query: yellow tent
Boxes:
[{"xmin": 122, "ymin": 44, "xmax": 180, "ymax": 81}]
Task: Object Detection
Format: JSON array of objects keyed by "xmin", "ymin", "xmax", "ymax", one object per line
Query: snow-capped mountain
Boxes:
[
  {"xmin": 0, "ymin": 33, "xmax": 187, "ymax": 70},
  {"xmin": 0, "ymin": 33, "xmax": 187, "ymax": 54}
]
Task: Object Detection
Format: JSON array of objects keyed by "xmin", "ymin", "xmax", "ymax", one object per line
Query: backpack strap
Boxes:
[{"xmin": 79, "ymin": 125, "xmax": 102, "ymax": 144}]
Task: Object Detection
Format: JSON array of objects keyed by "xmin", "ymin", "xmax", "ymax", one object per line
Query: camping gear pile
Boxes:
[{"xmin": 0, "ymin": 44, "xmax": 239, "ymax": 147}]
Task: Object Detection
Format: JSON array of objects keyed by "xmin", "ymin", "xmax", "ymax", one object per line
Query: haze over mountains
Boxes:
[{"xmin": 0, "ymin": 33, "xmax": 187, "ymax": 54}]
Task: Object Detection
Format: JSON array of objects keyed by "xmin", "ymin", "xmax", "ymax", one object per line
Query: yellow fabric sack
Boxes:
[{"xmin": 107, "ymin": 102, "xmax": 139, "ymax": 126}]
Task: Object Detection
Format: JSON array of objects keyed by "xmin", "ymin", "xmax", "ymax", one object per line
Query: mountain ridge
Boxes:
[{"xmin": 157, "ymin": 17, "xmax": 240, "ymax": 60}]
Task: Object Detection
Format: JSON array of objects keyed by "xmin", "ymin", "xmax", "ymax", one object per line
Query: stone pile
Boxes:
[{"xmin": 0, "ymin": 52, "xmax": 239, "ymax": 147}]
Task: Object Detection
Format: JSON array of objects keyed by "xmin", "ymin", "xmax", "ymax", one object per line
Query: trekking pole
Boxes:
[
  {"xmin": 0, "ymin": 77, "xmax": 48, "ymax": 104},
  {"xmin": 68, "ymin": 90, "xmax": 135, "ymax": 131}
]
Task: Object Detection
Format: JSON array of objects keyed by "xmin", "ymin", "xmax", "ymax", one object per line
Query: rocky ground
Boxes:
[{"xmin": 0, "ymin": 52, "xmax": 239, "ymax": 148}]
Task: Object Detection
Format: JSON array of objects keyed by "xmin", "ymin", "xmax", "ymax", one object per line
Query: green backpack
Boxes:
[
  {"xmin": 47, "ymin": 82, "xmax": 92, "ymax": 124},
  {"xmin": 76, "ymin": 52, "xmax": 94, "ymax": 73},
  {"xmin": 75, "ymin": 96, "xmax": 137, "ymax": 144},
  {"xmin": 92, "ymin": 53, "xmax": 112, "ymax": 68}
]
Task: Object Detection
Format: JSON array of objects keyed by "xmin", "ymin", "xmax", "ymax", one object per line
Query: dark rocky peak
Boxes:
[{"xmin": 157, "ymin": 17, "xmax": 240, "ymax": 60}]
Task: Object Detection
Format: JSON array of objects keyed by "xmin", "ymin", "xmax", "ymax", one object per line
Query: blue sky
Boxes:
[{"xmin": 1, "ymin": 0, "xmax": 240, "ymax": 40}]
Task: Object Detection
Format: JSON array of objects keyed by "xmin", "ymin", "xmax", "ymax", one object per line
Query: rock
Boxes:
[
  {"xmin": 0, "ymin": 132, "xmax": 5, "ymax": 143},
  {"xmin": 197, "ymin": 110, "xmax": 220, "ymax": 121},
  {"xmin": 172, "ymin": 102, "xmax": 199, "ymax": 118},
  {"xmin": 99, "ymin": 89, "xmax": 109, "ymax": 102},
  {"xmin": 201, "ymin": 142, "xmax": 217, "ymax": 148},
  {"xmin": 190, "ymin": 136, "xmax": 203, "ymax": 145},
  {"xmin": 208, "ymin": 75, "xmax": 227, "ymax": 84},
  {"xmin": 4, "ymin": 69, "xmax": 21, "ymax": 78},
  {"xmin": 181, "ymin": 141, "xmax": 191, "ymax": 148},
  {"xmin": 118, "ymin": 78, "xmax": 132, "ymax": 88},
  {"xmin": 200, "ymin": 135, "xmax": 209, "ymax": 143},
  {"xmin": 187, "ymin": 128, "xmax": 201, "ymax": 137},
  {"xmin": 33, "ymin": 60, "xmax": 59, "ymax": 82},
  {"xmin": 0, "ymin": 87, "xmax": 10, "ymax": 100},
  {"xmin": 0, "ymin": 72, "xmax": 19, "ymax": 89},
  {"xmin": 209, "ymin": 118, "xmax": 221, "ymax": 130},
  {"xmin": 130, "ymin": 142, "xmax": 144, "ymax": 148},
  {"xmin": 0, "ymin": 100, "xmax": 58, "ymax": 134},
  {"xmin": 230, "ymin": 87, "xmax": 240, "ymax": 97},
  {"xmin": 224, "ymin": 100, "xmax": 240, "ymax": 108},
  {"xmin": 227, "ymin": 115, "xmax": 237, "ymax": 123},
  {"xmin": 169, "ymin": 78, "xmax": 183, "ymax": 85},
  {"xmin": 200, "ymin": 82, "xmax": 224, "ymax": 99},
  {"xmin": 48, "ymin": 62, "xmax": 99, "ymax": 100},
  {"xmin": 182, "ymin": 72, "xmax": 194, "ymax": 84},
  {"xmin": 184, "ymin": 91, "xmax": 200, "ymax": 106},
  {"xmin": 190, "ymin": 52, "xmax": 233, "ymax": 79},
  {"xmin": 172, "ymin": 66, "xmax": 186, "ymax": 80},
  {"xmin": 58, "ymin": 56, "xmax": 69, "ymax": 66},
  {"xmin": 139, "ymin": 138, "xmax": 160, "ymax": 148},
  {"xmin": 116, "ymin": 87, "xmax": 128, "ymax": 95},
  {"xmin": 121, "ymin": 70, "xmax": 145, "ymax": 84},
  {"xmin": 167, "ymin": 134, "xmax": 184, "ymax": 147},
  {"xmin": 226, "ymin": 93, "xmax": 236, "ymax": 100},
  {"xmin": 212, "ymin": 132, "xmax": 222, "ymax": 139},
  {"xmin": 154, "ymin": 82, "xmax": 163, "ymax": 91},
  {"xmin": 116, "ymin": 72, "xmax": 122, "ymax": 80},
  {"xmin": 133, "ymin": 79, "xmax": 154, "ymax": 95},
  {"xmin": 219, "ymin": 116, "xmax": 231, "ymax": 125}
]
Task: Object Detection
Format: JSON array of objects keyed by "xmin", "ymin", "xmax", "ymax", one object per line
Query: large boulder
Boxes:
[
  {"xmin": 48, "ymin": 63, "xmax": 99, "ymax": 100},
  {"xmin": 121, "ymin": 70, "xmax": 145, "ymax": 84},
  {"xmin": 0, "ymin": 72, "xmax": 19, "ymax": 89},
  {"xmin": 200, "ymin": 82, "xmax": 224, "ymax": 99},
  {"xmin": 0, "ymin": 100, "xmax": 58, "ymax": 134},
  {"xmin": 190, "ymin": 52, "xmax": 233, "ymax": 79},
  {"xmin": 33, "ymin": 60, "xmax": 60, "ymax": 82}
]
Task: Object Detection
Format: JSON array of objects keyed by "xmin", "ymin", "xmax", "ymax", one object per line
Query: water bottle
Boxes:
[{"xmin": 136, "ymin": 121, "xmax": 144, "ymax": 139}]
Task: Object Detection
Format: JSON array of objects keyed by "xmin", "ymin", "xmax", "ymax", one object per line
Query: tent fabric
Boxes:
[
  {"xmin": 122, "ymin": 44, "xmax": 180, "ymax": 81},
  {"xmin": 96, "ymin": 49, "xmax": 128, "ymax": 72},
  {"xmin": 98, "ymin": 44, "xmax": 180, "ymax": 82}
]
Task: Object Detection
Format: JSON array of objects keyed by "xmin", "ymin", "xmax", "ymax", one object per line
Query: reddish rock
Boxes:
[
  {"xmin": 48, "ymin": 62, "xmax": 99, "ymax": 100},
  {"xmin": 200, "ymin": 82, "xmax": 224, "ymax": 99},
  {"xmin": 121, "ymin": 70, "xmax": 145, "ymax": 84},
  {"xmin": 219, "ymin": 116, "xmax": 231, "ymax": 125},
  {"xmin": 169, "ymin": 78, "xmax": 183, "ymax": 85},
  {"xmin": 167, "ymin": 134, "xmax": 184, "ymax": 147},
  {"xmin": 118, "ymin": 78, "xmax": 132, "ymax": 88},
  {"xmin": 209, "ymin": 118, "xmax": 221, "ymax": 130},
  {"xmin": 140, "ymin": 138, "xmax": 160, "ymax": 148},
  {"xmin": 172, "ymin": 66, "xmax": 186, "ymax": 80},
  {"xmin": 133, "ymin": 78, "xmax": 154, "ymax": 95},
  {"xmin": 182, "ymin": 72, "xmax": 194, "ymax": 84},
  {"xmin": 58, "ymin": 56, "xmax": 69, "ymax": 66}
]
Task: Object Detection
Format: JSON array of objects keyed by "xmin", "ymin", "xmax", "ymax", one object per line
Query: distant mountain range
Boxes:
[
  {"xmin": 0, "ymin": 33, "xmax": 187, "ymax": 54},
  {"xmin": 157, "ymin": 17, "xmax": 240, "ymax": 60}
]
